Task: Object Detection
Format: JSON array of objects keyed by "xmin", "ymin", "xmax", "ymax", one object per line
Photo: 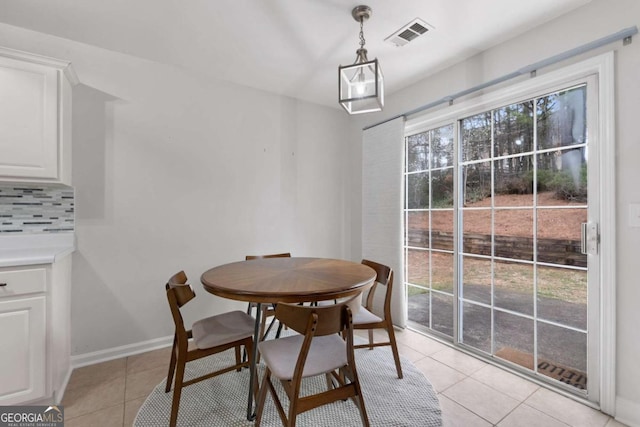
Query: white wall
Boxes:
[
  {"xmin": 0, "ymin": 24, "xmax": 355, "ymax": 355},
  {"xmin": 351, "ymin": 0, "xmax": 640, "ymax": 423}
]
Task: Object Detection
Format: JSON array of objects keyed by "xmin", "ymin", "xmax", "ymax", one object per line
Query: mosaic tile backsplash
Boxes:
[{"xmin": 0, "ymin": 184, "xmax": 74, "ymax": 233}]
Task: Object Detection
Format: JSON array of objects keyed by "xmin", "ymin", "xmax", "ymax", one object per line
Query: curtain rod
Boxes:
[{"xmin": 364, "ymin": 25, "xmax": 638, "ymax": 131}]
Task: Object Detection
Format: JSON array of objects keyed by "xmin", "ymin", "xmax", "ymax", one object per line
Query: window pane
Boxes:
[
  {"xmin": 432, "ymin": 168, "xmax": 454, "ymax": 208},
  {"xmin": 431, "ymin": 210, "xmax": 453, "ymax": 251},
  {"xmin": 433, "ymin": 292, "xmax": 454, "ymax": 337},
  {"xmin": 537, "ymin": 321, "xmax": 587, "ymax": 390},
  {"xmin": 407, "ymin": 132, "xmax": 429, "ymax": 172},
  {"xmin": 495, "ymin": 311, "xmax": 534, "ymax": 370},
  {"xmin": 536, "ymin": 150, "xmax": 587, "ymax": 205},
  {"xmin": 494, "ymin": 155, "xmax": 534, "ymax": 206},
  {"xmin": 494, "ymin": 101, "xmax": 534, "ymax": 156},
  {"xmin": 461, "ymin": 112, "xmax": 492, "ymax": 162},
  {"xmin": 462, "ymin": 209, "xmax": 491, "ymax": 256},
  {"xmin": 537, "ymin": 266, "xmax": 587, "ymax": 330},
  {"xmin": 407, "ymin": 172, "xmax": 429, "ymax": 209},
  {"xmin": 537, "ymin": 85, "xmax": 586, "ymax": 151},
  {"xmin": 494, "ymin": 208, "xmax": 533, "ymax": 261},
  {"xmin": 462, "ymin": 256, "xmax": 491, "ymax": 304},
  {"xmin": 431, "ymin": 252, "xmax": 454, "ymax": 294},
  {"xmin": 537, "ymin": 208, "xmax": 586, "ymax": 267},
  {"xmin": 407, "ymin": 285, "xmax": 429, "ymax": 326},
  {"xmin": 431, "ymin": 125, "xmax": 454, "ymax": 168},
  {"xmin": 494, "ymin": 261, "xmax": 533, "ymax": 315},
  {"xmin": 462, "ymin": 301, "xmax": 491, "ymax": 353},
  {"xmin": 406, "ymin": 248, "xmax": 429, "ymax": 286},
  {"xmin": 407, "ymin": 211, "xmax": 429, "ymax": 248},
  {"xmin": 462, "ymin": 161, "xmax": 491, "ymax": 205}
]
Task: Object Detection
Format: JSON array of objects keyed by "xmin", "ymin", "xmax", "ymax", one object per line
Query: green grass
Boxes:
[{"xmin": 406, "ymin": 257, "xmax": 586, "ymax": 304}]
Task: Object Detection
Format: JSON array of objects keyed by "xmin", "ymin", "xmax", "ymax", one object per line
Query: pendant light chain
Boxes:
[{"xmin": 359, "ymin": 18, "xmax": 366, "ymax": 50}]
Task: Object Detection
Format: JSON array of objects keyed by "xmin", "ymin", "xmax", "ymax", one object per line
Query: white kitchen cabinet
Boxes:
[
  {"xmin": 0, "ymin": 47, "xmax": 78, "ymax": 185},
  {"xmin": 0, "ymin": 295, "xmax": 46, "ymax": 404},
  {"xmin": 0, "ymin": 256, "xmax": 72, "ymax": 405}
]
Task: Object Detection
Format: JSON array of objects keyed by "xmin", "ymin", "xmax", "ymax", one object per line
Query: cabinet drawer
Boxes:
[{"xmin": 0, "ymin": 268, "xmax": 46, "ymax": 297}]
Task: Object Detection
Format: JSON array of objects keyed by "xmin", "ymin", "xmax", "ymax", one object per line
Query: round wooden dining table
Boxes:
[{"xmin": 200, "ymin": 257, "xmax": 376, "ymax": 420}]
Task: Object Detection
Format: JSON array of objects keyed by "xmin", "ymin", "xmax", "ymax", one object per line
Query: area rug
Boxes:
[
  {"xmin": 495, "ymin": 347, "xmax": 587, "ymax": 390},
  {"xmin": 134, "ymin": 341, "xmax": 442, "ymax": 426}
]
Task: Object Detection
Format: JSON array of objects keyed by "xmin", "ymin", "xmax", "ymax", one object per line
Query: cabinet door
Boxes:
[
  {"xmin": 0, "ymin": 296, "xmax": 46, "ymax": 404},
  {"xmin": 0, "ymin": 56, "xmax": 59, "ymax": 179}
]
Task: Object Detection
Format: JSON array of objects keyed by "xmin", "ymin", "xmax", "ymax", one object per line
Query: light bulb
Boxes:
[{"xmin": 355, "ymin": 70, "xmax": 366, "ymax": 95}]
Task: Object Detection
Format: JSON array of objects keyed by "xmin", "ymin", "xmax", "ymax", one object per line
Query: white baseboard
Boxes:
[
  {"xmin": 71, "ymin": 335, "xmax": 174, "ymax": 369},
  {"xmin": 616, "ymin": 396, "xmax": 640, "ymax": 427}
]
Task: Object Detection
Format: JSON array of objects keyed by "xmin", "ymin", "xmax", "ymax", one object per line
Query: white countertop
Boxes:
[{"xmin": 0, "ymin": 233, "xmax": 76, "ymax": 267}]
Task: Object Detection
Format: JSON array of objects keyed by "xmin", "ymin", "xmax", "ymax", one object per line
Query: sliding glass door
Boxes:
[{"xmin": 405, "ymin": 76, "xmax": 602, "ymax": 401}]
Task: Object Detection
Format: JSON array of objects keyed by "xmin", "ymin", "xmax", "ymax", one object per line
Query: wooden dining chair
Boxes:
[
  {"xmin": 245, "ymin": 252, "xmax": 291, "ymax": 340},
  {"xmin": 165, "ymin": 271, "xmax": 255, "ymax": 427},
  {"xmin": 255, "ymin": 297, "xmax": 370, "ymax": 427},
  {"xmin": 353, "ymin": 259, "xmax": 403, "ymax": 379}
]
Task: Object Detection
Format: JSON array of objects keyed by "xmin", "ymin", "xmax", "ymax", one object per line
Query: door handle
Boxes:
[{"xmin": 581, "ymin": 222, "xmax": 599, "ymax": 255}]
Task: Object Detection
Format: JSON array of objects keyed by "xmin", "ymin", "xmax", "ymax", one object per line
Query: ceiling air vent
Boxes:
[{"xmin": 385, "ymin": 18, "xmax": 433, "ymax": 47}]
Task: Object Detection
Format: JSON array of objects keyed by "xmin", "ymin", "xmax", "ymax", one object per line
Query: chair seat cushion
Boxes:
[
  {"xmin": 192, "ymin": 310, "xmax": 255, "ymax": 350},
  {"xmin": 352, "ymin": 307, "xmax": 382, "ymax": 325},
  {"xmin": 258, "ymin": 334, "xmax": 347, "ymax": 380}
]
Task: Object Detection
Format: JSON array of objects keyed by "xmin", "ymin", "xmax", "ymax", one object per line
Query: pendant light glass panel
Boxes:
[{"xmin": 339, "ymin": 58, "xmax": 384, "ymax": 114}]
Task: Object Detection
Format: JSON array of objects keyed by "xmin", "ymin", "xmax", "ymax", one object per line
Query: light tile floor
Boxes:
[{"xmin": 61, "ymin": 328, "xmax": 627, "ymax": 426}]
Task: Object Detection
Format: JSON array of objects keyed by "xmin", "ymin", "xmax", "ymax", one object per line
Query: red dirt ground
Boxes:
[{"xmin": 416, "ymin": 192, "xmax": 586, "ymax": 240}]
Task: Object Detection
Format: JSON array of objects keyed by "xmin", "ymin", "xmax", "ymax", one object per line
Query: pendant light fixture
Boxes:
[{"xmin": 338, "ymin": 5, "xmax": 384, "ymax": 114}]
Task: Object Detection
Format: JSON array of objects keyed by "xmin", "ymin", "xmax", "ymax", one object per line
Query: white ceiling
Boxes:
[{"xmin": 0, "ymin": 0, "xmax": 592, "ymax": 109}]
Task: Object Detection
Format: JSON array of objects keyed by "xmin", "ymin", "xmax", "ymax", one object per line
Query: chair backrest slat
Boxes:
[
  {"xmin": 166, "ymin": 270, "xmax": 195, "ymax": 307},
  {"xmin": 361, "ymin": 259, "xmax": 393, "ymax": 311},
  {"xmin": 275, "ymin": 295, "xmax": 358, "ymax": 336}
]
